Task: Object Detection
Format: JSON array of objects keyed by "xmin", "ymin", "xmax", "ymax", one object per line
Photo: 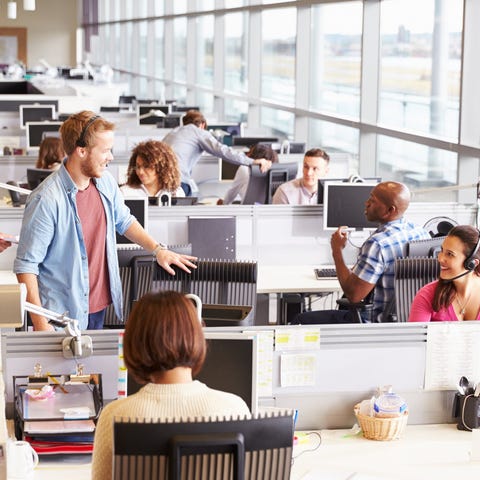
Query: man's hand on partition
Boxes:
[
  {"xmin": 155, "ymin": 250, "xmax": 198, "ymax": 276},
  {"xmin": 253, "ymin": 158, "xmax": 272, "ymax": 173}
]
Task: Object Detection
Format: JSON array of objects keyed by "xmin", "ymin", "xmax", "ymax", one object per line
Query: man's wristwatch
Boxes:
[{"xmin": 152, "ymin": 243, "xmax": 167, "ymax": 257}]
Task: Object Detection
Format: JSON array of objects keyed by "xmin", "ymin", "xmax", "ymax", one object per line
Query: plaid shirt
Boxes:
[{"xmin": 351, "ymin": 218, "xmax": 430, "ymax": 321}]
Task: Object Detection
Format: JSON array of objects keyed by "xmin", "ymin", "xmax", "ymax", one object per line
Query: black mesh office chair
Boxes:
[
  {"xmin": 113, "ymin": 411, "xmax": 294, "ymax": 480},
  {"xmin": 131, "ymin": 258, "xmax": 258, "ymax": 326},
  {"xmin": 392, "ymin": 257, "xmax": 440, "ymax": 322}
]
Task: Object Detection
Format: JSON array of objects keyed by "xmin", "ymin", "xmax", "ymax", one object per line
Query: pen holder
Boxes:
[{"xmin": 452, "ymin": 393, "xmax": 480, "ymax": 431}]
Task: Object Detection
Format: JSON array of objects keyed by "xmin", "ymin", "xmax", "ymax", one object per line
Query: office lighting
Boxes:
[
  {"xmin": 23, "ymin": 0, "xmax": 35, "ymax": 10},
  {"xmin": 7, "ymin": 1, "xmax": 17, "ymax": 19},
  {"xmin": 138, "ymin": 109, "xmax": 167, "ymax": 120}
]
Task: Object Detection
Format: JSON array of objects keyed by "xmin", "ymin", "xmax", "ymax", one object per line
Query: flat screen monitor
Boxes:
[
  {"xmin": 172, "ymin": 105, "xmax": 200, "ymax": 112},
  {"xmin": 171, "ymin": 196, "xmax": 198, "ymax": 206},
  {"xmin": 219, "ymin": 160, "xmax": 240, "ymax": 181},
  {"xmin": 261, "ymin": 141, "xmax": 306, "ymax": 154},
  {"xmin": 26, "ymin": 168, "xmax": 53, "ymax": 190},
  {"xmin": 232, "ymin": 136, "xmax": 279, "ymax": 148},
  {"xmin": 118, "ymin": 95, "xmax": 136, "ymax": 107},
  {"xmin": 126, "ymin": 332, "xmax": 258, "ymax": 414},
  {"xmin": 323, "ymin": 182, "xmax": 379, "ymax": 231},
  {"xmin": 317, "ymin": 178, "xmax": 346, "ymax": 205},
  {"xmin": 19, "ymin": 104, "xmax": 55, "ymax": 129},
  {"xmin": 26, "ymin": 121, "xmax": 63, "ymax": 151},
  {"xmin": 137, "ymin": 104, "xmax": 171, "ymax": 125},
  {"xmin": 208, "ymin": 123, "xmax": 244, "ymax": 145},
  {"xmin": 156, "ymin": 115, "xmax": 182, "ymax": 128},
  {"xmin": 116, "ymin": 198, "xmax": 148, "ymax": 245}
]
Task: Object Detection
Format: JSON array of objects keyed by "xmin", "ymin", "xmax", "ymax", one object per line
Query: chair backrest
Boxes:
[
  {"xmin": 131, "ymin": 258, "xmax": 258, "ymax": 325},
  {"xmin": 113, "ymin": 412, "xmax": 294, "ymax": 480},
  {"xmin": 393, "ymin": 257, "xmax": 440, "ymax": 322},
  {"xmin": 104, "ymin": 245, "xmax": 193, "ymax": 327},
  {"xmin": 242, "ymin": 163, "xmax": 298, "ymax": 205}
]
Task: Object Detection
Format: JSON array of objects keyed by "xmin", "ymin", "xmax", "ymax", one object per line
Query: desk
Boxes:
[
  {"xmin": 11, "ymin": 424, "xmax": 479, "ymax": 479},
  {"xmin": 257, "ymin": 265, "xmax": 342, "ymax": 324},
  {"xmin": 291, "ymin": 424, "xmax": 480, "ymax": 480}
]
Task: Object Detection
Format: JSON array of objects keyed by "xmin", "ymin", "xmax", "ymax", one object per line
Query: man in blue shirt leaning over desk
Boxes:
[
  {"xmin": 293, "ymin": 181, "xmax": 430, "ymax": 324},
  {"xmin": 14, "ymin": 111, "xmax": 197, "ymax": 332}
]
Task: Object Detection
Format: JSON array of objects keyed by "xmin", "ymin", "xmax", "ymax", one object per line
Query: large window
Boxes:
[
  {"xmin": 261, "ymin": 8, "xmax": 296, "ymax": 106},
  {"xmin": 197, "ymin": 15, "xmax": 214, "ymax": 88},
  {"xmin": 225, "ymin": 12, "xmax": 248, "ymax": 93},
  {"xmin": 310, "ymin": 2, "xmax": 362, "ymax": 118},
  {"xmin": 379, "ymin": 0, "xmax": 463, "ymax": 140}
]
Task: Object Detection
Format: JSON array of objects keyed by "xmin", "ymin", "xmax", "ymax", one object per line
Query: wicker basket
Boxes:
[{"xmin": 354, "ymin": 404, "xmax": 408, "ymax": 441}]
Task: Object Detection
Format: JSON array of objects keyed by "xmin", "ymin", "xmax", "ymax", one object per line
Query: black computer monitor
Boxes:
[
  {"xmin": 116, "ymin": 198, "xmax": 149, "ymax": 245},
  {"xmin": 261, "ymin": 141, "xmax": 306, "ymax": 154},
  {"xmin": 232, "ymin": 136, "xmax": 279, "ymax": 148},
  {"xmin": 242, "ymin": 162, "xmax": 299, "ymax": 205},
  {"xmin": 137, "ymin": 104, "xmax": 171, "ymax": 125},
  {"xmin": 171, "ymin": 196, "xmax": 198, "ymax": 206},
  {"xmin": 317, "ymin": 178, "xmax": 346, "ymax": 205},
  {"xmin": 26, "ymin": 168, "xmax": 53, "ymax": 190},
  {"xmin": 19, "ymin": 104, "xmax": 56, "ymax": 129},
  {"xmin": 219, "ymin": 161, "xmax": 240, "ymax": 181},
  {"xmin": 118, "ymin": 95, "xmax": 136, "ymax": 107},
  {"xmin": 25, "ymin": 121, "xmax": 63, "ymax": 151},
  {"xmin": 172, "ymin": 105, "xmax": 200, "ymax": 112},
  {"xmin": 323, "ymin": 182, "xmax": 379, "ymax": 231},
  {"xmin": 126, "ymin": 332, "xmax": 258, "ymax": 413},
  {"xmin": 100, "ymin": 106, "xmax": 121, "ymax": 112},
  {"xmin": 156, "ymin": 114, "xmax": 182, "ymax": 128}
]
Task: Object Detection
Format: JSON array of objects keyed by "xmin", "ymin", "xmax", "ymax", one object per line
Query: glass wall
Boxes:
[{"xmin": 85, "ymin": 0, "xmax": 479, "ymax": 202}]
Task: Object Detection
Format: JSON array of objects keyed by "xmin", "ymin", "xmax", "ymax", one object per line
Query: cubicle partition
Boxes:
[{"xmin": 3, "ymin": 323, "xmax": 475, "ymax": 432}]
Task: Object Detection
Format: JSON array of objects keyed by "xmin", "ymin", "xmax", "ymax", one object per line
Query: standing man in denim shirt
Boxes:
[{"xmin": 14, "ymin": 111, "xmax": 196, "ymax": 331}]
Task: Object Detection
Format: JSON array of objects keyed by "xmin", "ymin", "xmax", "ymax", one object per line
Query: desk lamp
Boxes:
[
  {"xmin": 0, "ymin": 284, "xmax": 93, "ymax": 359},
  {"xmin": 138, "ymin": 109, "xmax": 167, "ymax": 120}
]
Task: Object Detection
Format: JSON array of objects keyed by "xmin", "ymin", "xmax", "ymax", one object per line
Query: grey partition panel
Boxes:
[{"xmin": 188, "ymin": 216, "xmax": 236, "ymax": 260}]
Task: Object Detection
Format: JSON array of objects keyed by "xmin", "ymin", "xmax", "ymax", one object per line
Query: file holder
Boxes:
[{"xmin": 13, "ymin": 373, "xmax": 103, "ymax": 444}]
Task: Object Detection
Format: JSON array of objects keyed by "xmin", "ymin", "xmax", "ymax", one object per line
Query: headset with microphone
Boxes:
[{"xmin": 443, "ymin": 228, "xmax": 480, "ymax": 282}]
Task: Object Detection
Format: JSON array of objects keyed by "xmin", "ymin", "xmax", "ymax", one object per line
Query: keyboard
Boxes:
[{"xmin": 314, "ymin": 267, "xmax": 337, "ymax": 279}]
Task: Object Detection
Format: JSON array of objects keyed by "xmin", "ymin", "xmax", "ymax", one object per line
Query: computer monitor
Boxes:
[
  {"xmin": 232, "ymin": 136, "xmax": 279, "ymax": 148},
  {"xmin": 137, "ymin": 104, "xmax": 171, "ymax": 125},
  {"xmin": 116, "ymin": 198, "xmax": 149, "ymax": 245},
  {"xmin": 261, "ymin": 141, "xmax": 306, "ymax": 154},
  {"xmin": 219, "ymin": 160, "xmax": 240, "ymax": 181},
  {"xmin": 171, "ymin": 196, "xmax": 198, "ymax": 206},
  {"xmin": 242, "ymin": 163, "xmax": 299, "ymax": 205},
  {"xmin": 323, "ymin": 182, "xmax": 379, "ymax": 231},
  {"xmin": 25, "ymin": 121, "xmax": 63, "ymax": 152},
  {"xmin": 317, "ymin": 178, "xmax": 346, "ymax": 205},
  {"xmin": 19, "ymin": 104, "xmax": 56, "ymax": 129},
  {"xmin": 406, "ymin": 236, "xmax": 444, "ymax": 257},
  {"xmin": 127, "ymin": 331, "xmax": 258, "ymax": 414},
  {"xmin": 118, "ymin": 95, "xmax": 136, "ymax": 108},
  {"xmin": 172, "ymin": 105, "xmax": 200, "ymax": 113},
  {"xmin": 26, "ymin": 168, "xmax": 53, "ymax": 190},
  {"xmin": 208, "ymin": 123, "xmax": 244, "ymax": 145}
]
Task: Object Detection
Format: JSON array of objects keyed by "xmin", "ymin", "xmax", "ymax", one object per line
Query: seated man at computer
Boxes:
[
  {"xmin": 162, "ymin": 109, "xmax": 272, "ymax": 196},
  {"xmin": 294, "ymin": 181, "xmax": 430, "ymax": 324},
  {"xmin": 272, "ymin": 148, "xmax": 329, "ymax": 205}
]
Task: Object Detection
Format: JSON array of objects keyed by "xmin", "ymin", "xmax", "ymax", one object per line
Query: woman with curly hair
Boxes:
[
  {"xmin": 120, "ymin": 140, "xmax": 185, "ymax": 198},
  {"xmin": 409, "ymin": 225, "xmax": 480, "ymax": 321}
]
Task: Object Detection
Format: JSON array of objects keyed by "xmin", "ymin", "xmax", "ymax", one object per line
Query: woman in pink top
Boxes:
[{"xmin": 409, "ymin": 225, "xmax": 480, "ymax": 321}]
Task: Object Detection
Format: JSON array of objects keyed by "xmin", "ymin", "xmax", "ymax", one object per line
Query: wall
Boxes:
[{"xmin": 0, "ymin": 0, "xmax": 78, "ymax": 68}]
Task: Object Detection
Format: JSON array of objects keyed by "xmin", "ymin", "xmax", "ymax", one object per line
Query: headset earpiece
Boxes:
[
  {"xmin": 463, "ymin": 229, "xmax": 480, "ymax": 271},
  {"xmin": 76, "ymin": 115, "xmax": 100, "ymax": 148}
]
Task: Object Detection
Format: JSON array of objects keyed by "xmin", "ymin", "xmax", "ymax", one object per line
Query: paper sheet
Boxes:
[{"xmin": 425, "ymin": 323, "xmax": 480, "ymax": 390}]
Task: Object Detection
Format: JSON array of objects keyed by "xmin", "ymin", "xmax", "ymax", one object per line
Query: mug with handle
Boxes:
[{"xmin": 7, "ymin": 440, "xmax": 39, "ymax": 479}]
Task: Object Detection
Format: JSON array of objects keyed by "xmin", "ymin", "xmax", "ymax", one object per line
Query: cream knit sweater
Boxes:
[{"xmin": 91, "ymin": 381, "xmax": 250, "ymax": 480}]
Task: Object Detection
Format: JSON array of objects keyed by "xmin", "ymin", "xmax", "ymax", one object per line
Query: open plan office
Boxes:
[{"xmin": 1, "ymin": 1, "xmax": 480, "ymax": 479}]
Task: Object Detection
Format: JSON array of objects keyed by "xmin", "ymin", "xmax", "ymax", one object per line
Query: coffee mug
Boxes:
[{"xmin": 7, "ymin": 440, "xmax": 39, "ymax": 479}]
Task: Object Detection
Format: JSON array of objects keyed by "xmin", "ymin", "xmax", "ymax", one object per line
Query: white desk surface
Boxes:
[
  {"xmin": 257, "ymin": 265, "xmax": 341, "ymax": 294},
  {"xmin": 0, "ymin": 270, "xmax": 16, "ymax": 284},
  {"xmin": 14, "ymin": 424, "xmax": 477, "ymax": 480},
  {"xmin": 291, "ymin": 424, "xmax": 480, "ymax": 480}
]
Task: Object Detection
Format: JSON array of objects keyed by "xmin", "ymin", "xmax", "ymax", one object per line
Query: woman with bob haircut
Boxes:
[
  {"xmin": 409, "ymin": 225, "xmax": 480, "ymax": 321},
  {"xmin": 91, "ymin": 291, "xmax": 250, "ymax": 479},
  {"xmin": 120, "ymin": 140, "xmax": 185, "ymax": 198},
  {"xmin": 36, "ymin": 136, "xmax": 65, "ymax": 170}
]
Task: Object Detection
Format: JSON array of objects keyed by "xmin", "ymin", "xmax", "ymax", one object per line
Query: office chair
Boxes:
[
  {"xmin": 103, "ymin": 245, "xmax": 193, "ymax": 328},
  {"xmin": 131, "ymin": 258, "xmax": 258, "ymax": 326},
  {"xmin": 336, "ymin": 291, "xmax": 375, "ymax": 323},
  {"xmin": 113, "ymin": 411, "xmax": 295, "ymax": 480},
  {"xmin": 392, "ymin": 256, "xmax": 440, "ymax": 322}
]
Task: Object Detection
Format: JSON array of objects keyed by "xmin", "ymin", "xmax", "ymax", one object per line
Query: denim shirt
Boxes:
[{"xmin": 14, "ymin": 164, "xmax": 135, "ymax": 330}]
